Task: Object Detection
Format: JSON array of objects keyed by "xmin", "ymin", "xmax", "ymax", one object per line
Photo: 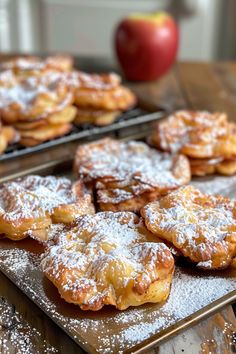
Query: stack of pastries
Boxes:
[
  {"xmin": 0, "ymin": 55, "xmax": 136, "ymax": 152},
  {"xmin": 73, "ymin": 72, "xmax": 136, "ymax": 126},
  {"xmin": 150, "ymin": 110, "xmax": 236, "ymax": 176},
  {"xmin": 74, "ymin": 137, "xmax": 190, "ymax": 212},
  {"xmin": 0, "ymin": 55, "xmax": 73, "ymax": 77},
  {"xmin": 0, "ymin": 69, "xmax": 76, "ymax": 146},
  {"xmin": 0, "ymin": 118, "xmax": 18, "ymax": 153},
  {"xmin": 0, "ymin": 125, "xmax": 235, "ymax": 311}
]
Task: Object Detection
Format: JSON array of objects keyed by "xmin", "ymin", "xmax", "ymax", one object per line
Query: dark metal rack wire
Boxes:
[{"xmin": 0, "ymin": 108, "xmax": 165, "ymax": 162}]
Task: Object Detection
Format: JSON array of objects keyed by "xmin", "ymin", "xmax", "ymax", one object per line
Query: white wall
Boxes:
[{"xmin": 0, "ymin": 0, "xmax": 223, "ymax": 60}]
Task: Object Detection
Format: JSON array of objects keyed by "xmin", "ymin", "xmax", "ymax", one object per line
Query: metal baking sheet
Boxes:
[{"xmin": 0, "ymin": 163, "xmax": 235, "ymax": 354}]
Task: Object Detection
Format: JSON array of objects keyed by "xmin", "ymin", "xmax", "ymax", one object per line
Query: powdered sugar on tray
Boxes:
[
  {"xmin": 0, "ymin": 297, "xmax": 57, "ymax": 353},
  {"xmin": 0, "ymin": 239, "xmax": 235, "ymax": 354},
  {"xmin": 192, "ymin": 174, "xmax": 236, "ymax": 196},
  {"xmin": 0, "ymin": 175, "xmax": 236, "ymax": 353}
]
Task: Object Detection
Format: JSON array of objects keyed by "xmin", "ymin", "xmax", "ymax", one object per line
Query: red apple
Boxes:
[{"xmin": 114, "ymin": 12, "xmax": 179, "ymax": 81}]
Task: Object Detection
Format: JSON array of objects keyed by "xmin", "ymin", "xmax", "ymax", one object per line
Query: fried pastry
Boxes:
[
  {"xmin": 0, "ymin": 55, "xmax": 73, "ymax": 78},
  {"xmin": 41, "ymin": 212, "xmax": 174, "ymax": 310},
  {"xmin": 43, "ymin": 55, "xmax": 73, "ymax": 72},
  {"xmin": 19, "ymin": 122, "xmax": 72, "ymax": 147},
  {"xmin": 0, "ymin": 71, "xmax": 73, "ymax": 124},
  {"xmin": 150, "ymin": 110, "xmax": 236, "ymax": 176},
  {"xmin": 0, "ymin": 70, "xmax": 75, "ymax": 146},
  {"xmin": 0, "ymin": 176, "xmax": 94, "ymax": 241},
  {"xmin": 14, "ymin": 105, "xmax": 77, "ymax": 131},
  {"xmin": 189, "ymin": 157, "xmax": 236, "ymax": 176},
  {"xmin": 0, "ymin": 124, "xmax": 18, "ymax": 154},
  {"xmin": 74, "ymin": 108, "xmax": 120, "ymax": 126},
  {"xmin": 141, "ymin": 185, "xmax": 236, "ymax": 270},
  {"xmin": 75, "ymin": 84, "xmax": 136, "ymax": 111},
  {"xmin": 76, "ymin": 71, "xmax": 121, "ymax": 89},
  {"xmin": 75, "ymin": 138, "xmax": 191, "ymax": 212},
  {"xmin": 74, "ymin": 71, "xmax": 136, "ymax": 111},
  {"xmin": 150, "ymin": 110, "xmax": 230, "ymax": 157}
]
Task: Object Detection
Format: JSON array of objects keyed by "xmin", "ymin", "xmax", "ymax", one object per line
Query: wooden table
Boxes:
[{"xmin": 0, "ymin": 61, "xmax": 236, "ymax": 353}]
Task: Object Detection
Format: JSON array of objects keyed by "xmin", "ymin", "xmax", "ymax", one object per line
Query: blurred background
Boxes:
[{"xmin": 0, "ymin": 0, "xmax": 235, "ymax": 61}]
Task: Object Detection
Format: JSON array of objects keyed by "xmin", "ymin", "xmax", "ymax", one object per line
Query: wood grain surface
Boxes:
[{"xmin": 1, "ymin": 60, "xmax": 236, "ymax": 353}]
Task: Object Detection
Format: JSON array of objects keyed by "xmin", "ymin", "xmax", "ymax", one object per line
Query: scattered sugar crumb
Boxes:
[{"xmin": 0, "ymin": 297, "xmax": 58, "ymax": 354}]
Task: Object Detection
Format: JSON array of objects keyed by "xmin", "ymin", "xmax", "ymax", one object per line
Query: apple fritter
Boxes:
[
  {"xmin": 189, "ymin": 157, "xmax": 236, "ymax": 176},
  {"xmin": 41, "ymin": 212, "xmax": 174, "ymax": 311},
  {"xmin": 14, "ymin": 106, "xmax": 77, "ymax": 131},
  {"xmin": 75, "ymin": 85, "xmax": 136, "ymax": 111},
  {"xmin": 0, "ymin": 125, "xmax": 18, "ymax": 154},
  {"xmin": 74, "ymin": 108, "xmax": 120, "ymax": 126},
  {"xmin": 74, "ymin": 71, "xmax": 136, "ymax": 111},
  {"xmin": 76, "ymin": 71, "xmax": 121, "ymax": 89},
  {"xmin": 44, "ymin": 55, "xmax": 73, "ymax": 72},
  {"xmin": 141, "ymin": 185, "xmax": 236, "ymax": 270},
  {"xmin": 75, "ymin": 138, "xmax": 191, "ymax": 212},
  {"xmin": 150, "ymin": 110, "xmax": 236, "ymax": 159},
  {"xmin": 0, "ymin": 55, "xmax": 73, "ymax": 77},
  {"xmin": 0, "ymin": 71, "xmax": 73, "ymax": 124},
  {"xmin": 0, "ymin": 176, "xmax": 95, "ymax": 242},
  {"xmin": 19, "ymin": 123, "xmax": 72, "ymax": 147}
]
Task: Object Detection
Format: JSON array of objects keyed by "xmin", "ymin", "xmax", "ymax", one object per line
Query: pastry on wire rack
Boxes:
[
  {"xmin": 0, "ymin": 71, "xmax": 76, "ymax": 146},
  {"xmin": 149, "ymin": 110, "xmax": 236, "ymax": 176},
  {"xmin": 74, "ymin": 138, "xmax": 191, "ymax": 212},
  {"xmin": 141, "ymin": 185, "xmax": 236, "ymax": 270},
  {"xmin": 73, "ymin": 72, "xmax": 136, "ymax": 126},
  {"xmin": 0, "ymin": 175, "xmax": 94, "ymax": 242},
  {"xmin": 0, "ymin": 121, "xmax": 18, "ymax": 154},
  {"xmin": 41, "ymin": 211, "xmax": 174, "ymax": 310},
  {"xmin": 0, "ymin": 55, "xmax": 73, "ymax": 78}
]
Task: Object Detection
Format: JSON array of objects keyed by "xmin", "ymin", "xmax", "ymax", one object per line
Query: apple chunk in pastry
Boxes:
[{"xmin": 41, "ymin": 212, "xmax": 174, "ymax": 310}]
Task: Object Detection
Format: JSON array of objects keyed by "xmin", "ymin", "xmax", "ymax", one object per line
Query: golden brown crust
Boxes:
[
  {"xmin": 0, "ymin": 125, "xmax": 18, "ymax": 153},
  {"xmin": 141, "ymin": 185, "xmax": 236, "ymax": 270},
  {"xmin": 150, "ymin": 110, "xmax": 236, "ymax": 159},
  {"xmin": 74, "ymin": 138, "xmax": 191, "ymax": 212},
  {"xmin": 74, "ymin": 85, "xmax": 136, "ymax": 111},
  {"xmin": 14, "ymin": 106, "xmax": 77, "ymax": 131},
  {"xmin": 73, "ymin": 72, "xmax": 136, "ymax": 111},
  {"xmin": 41, "ymin": 212, "xmax": 174, "ymax": 310},
  {"xmin": 76, "ymin": 71, "xmax": 121, "ymax": 90},
  {"xmin": 0, "ymin": 71, "xmax": 74, "ymax": 123},
  {"xmin": 74, "ymin": 108, "xmax": 120, "ymax": 126},
  {"xmin": 19, "ymin": 123, "xmax": 72, "ymax": 147},
  {"xmin": 190, "ymin": 157, "xmax": 236, "ymax": 176},
  {"xmin": 0, "ymin": 55, "xmax": 73, "ymax": 78},
  {"xmin": 0, "ymin": 176, "xmax": 95, "ymax": 241}
]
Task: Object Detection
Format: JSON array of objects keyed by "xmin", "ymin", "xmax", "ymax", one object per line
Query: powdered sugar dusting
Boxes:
[
  {"xmin": 0, "ymin": 173, "xmax": 236, "ymax": 353},
  {"xmin": 0, "ymin": 70, "xmax": 73, "ymax": 120},
  {"xmin": 75, "ymin": 138, "xmax": 190, "ymax": 206},
  {"xmin": 0, "ymin": 239, "xmax": 235, "ymax": 353},
  {"xmin": 151, "ymin": 110, "xmax": 230, "ymax": 157},
  {"xmin": 41, "ymin": 212, "xmax": 173, "ymax": 311},
  {"xmin": 0, "ymin": 297, "xmax": 57, "ymax": 353},
  {"xmin": 76, "ymin": 138, "xmax": 188, "ymax": 187},
  {"xmin": 0, "ymin": 175, "xmax": 76, "ymax": 221},
  {"xmin": 142, "ymin": 185, "xmax": 236, "ymax": 269}
]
